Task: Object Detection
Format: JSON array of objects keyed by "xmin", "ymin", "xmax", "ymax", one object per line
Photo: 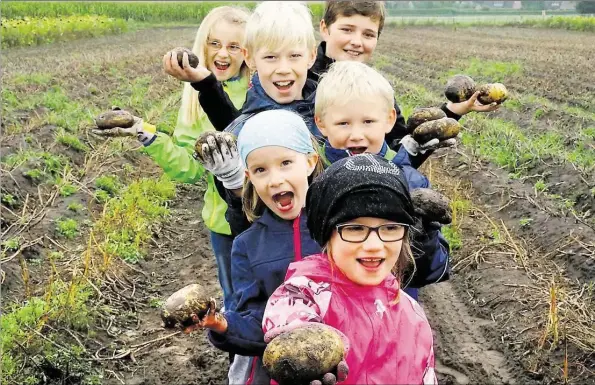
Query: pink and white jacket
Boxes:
[{"xmin": 262, "ymin": 253, "xmax": 437, "ymax": 385}]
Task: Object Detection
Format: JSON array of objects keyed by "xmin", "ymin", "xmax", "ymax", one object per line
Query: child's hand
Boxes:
[
  {"xmin": 446, "ymin": 91, "xmax": 500, "ymax": 116},
  {"xmin": 182, "ymin": 298, "xmax": 228, "ymax": 334},
  {"xmin": 309, "ymin": 360, "xmax": 349, "ymax": 385},
  {"xmin": 163, "ymin": 50, "xmax": 211, "ymax": 83}
]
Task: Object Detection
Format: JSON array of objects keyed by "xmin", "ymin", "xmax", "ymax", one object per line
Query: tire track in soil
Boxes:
[{"xmin": 421, "ymin": 281, "xmax": 517, "ymax": 385}]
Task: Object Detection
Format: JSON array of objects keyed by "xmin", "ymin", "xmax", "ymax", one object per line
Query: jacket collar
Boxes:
[
  {"xmin": 255, "ymin": 208, "xmax": 308, "ymax": 230},
  {"xmin": 288, "ymin": 254, "xmax": 399, "ymax": 292},
  {"xmin": 242, "ymin": 73, "xmax": 318, "ymax": 115},
  {"xmin": 310, "ymin": 42, "xmax": 335, "ymax": 81},
  {"xmin": 323, "ymin": 140, "xmax": 391, "ymax": 164}
]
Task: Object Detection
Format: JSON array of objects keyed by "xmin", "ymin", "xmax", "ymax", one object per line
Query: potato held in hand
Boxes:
[
  {"xmin": 411, "ymin": 188, "xmax": 452, "ymax": 224},
  {"xmin": 161, "ymin": 284, "xmax": 212, "ymax": 329},
  {"xmin": 263, "ymin": 324, "xmax": 345, "ymax": 385},
  {"xmin": 444, "ymin": 74, "xmax": 476, "ymax": 103},
  {"xmin": 95, "ymin": 109, "xmax": 135, "ymax": 130},
  {"xmin": 194, "ymin": 131, "xmax": 237, "ymax": 160},
  {"xmin": 412, "ymin": 117, "xmax": 461, "ymax": 144},
  {"xmin": 477, "ymin": 83, "xmax": 508, "ymax": 105},
  {"xmin": 406, "ymin": 107, "xmax": 447, "ymax": 133},
  {"xmin": 173, "ymin": 47, "xmax": 199, "ymax": 69}
]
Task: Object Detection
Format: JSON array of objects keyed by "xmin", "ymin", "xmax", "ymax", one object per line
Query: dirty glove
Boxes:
[
  {"xmin": 195, "ymin": 133, "xmax": 244, "ymax": 190},
  {"xmin": 92, "ymin": 108, "xmax": 156, "ymax": 145},
  {"xmin": 399, "ymin": 134, "xmax": 457, "ymax": 157}
]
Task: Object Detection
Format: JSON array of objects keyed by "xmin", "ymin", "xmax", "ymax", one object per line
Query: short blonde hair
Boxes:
[
  {"xmin": 179, "ymin": 6, "xmax": 251, "ymax": 127},
  {"xmin": 244, "ymin": 1, "xmax": 316, "ymax": 54},
  {"xmin": 315, "ymin": 61, "xmax": 394, "ymax": 118}
]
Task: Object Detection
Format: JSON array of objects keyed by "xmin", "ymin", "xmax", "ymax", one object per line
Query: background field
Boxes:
[{"xmin": 1, "ymin": 2, "xmax": 594, "ymax": 385}]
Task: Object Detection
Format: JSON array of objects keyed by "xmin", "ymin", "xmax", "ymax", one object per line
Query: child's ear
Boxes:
[
  {"xmin": 306, "ymin": 153, "xmax": 319, "ymax": 176},
  {"xmin": 243, "ymin": 48, "xmax": 256, "ymax": 71},
  {"xmin": 307, "ymin": 48, "xmax": 317, "ymax": 69},
  {"xmin": 386, "ymin": 107, "xmax": 397, "ymax": 134},
  {"xmin": 320, "ymin": 19, "xmax": 330, "ymax": 40},
  {"xmin": 315, "ymin": 115, "xmax": 328, "ymax": 137},
  {"xmin": 244, "ymin": 169, "xmax": 250, "ymax": 179}
]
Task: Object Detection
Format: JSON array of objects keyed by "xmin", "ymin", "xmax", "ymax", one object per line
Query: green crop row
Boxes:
[
  {"xmin": 1, "ymin": 2, "xmax": 324, "ymax": 23},
  {"xmin": 388, "ymin": 15, "xmax": 595, "ymax": 32},
  {"xmin": 1, "ymin": 15, "xmax": 128, "ymax": 48}
]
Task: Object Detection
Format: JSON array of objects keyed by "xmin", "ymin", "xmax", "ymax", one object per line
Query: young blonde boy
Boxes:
[{"xmin": 315, "ymin": 60, "xmax": 451, "ymax": 299}]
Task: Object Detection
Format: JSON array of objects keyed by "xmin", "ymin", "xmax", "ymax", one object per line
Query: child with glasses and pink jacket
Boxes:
[{"xmin": 262, "ymin": 154, "xmax": 437, "ymax": 385}]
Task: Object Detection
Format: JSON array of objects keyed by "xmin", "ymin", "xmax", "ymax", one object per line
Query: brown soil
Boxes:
[{"xmin": 2, "ymin": 24, "xmax": 594, "ymax": 385}]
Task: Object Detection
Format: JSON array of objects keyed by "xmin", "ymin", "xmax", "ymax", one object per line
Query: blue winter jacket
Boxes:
[
  {"xmin": 324, "ymin": 142, "xmax": 451, "ymax": 297},
  {"xmin": 208, "ymin": 209, "xmax": 321, "ymax": 356}
]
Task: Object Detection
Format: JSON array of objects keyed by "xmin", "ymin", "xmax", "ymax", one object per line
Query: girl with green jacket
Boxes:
[{"xmin": 93, "ymin": 6, "xmax": 251, "ymax": 310}]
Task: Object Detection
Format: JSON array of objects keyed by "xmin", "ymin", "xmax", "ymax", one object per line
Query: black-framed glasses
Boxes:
[{"xmin": 336, "ymin": 223, "xmax": 408, "ymax": 243}]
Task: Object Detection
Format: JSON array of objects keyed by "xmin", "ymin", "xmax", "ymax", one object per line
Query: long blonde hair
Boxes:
[{"xmin": 179, "ymin": 6, "xmax": 251, "ymax": 127}]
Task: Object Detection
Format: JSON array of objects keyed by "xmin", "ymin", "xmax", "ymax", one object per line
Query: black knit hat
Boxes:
[{"xmin": 306, "ymin": 154, "xmax": 415, "ymax": 246}]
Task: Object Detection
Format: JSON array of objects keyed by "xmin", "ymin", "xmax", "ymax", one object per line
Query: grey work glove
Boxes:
[
  {"xmin": 194, "ymin": 133, "xmax": 245, "ymax": 190},
  {"xmin": 92, "ymin": 108, "xmax": 156, "ymax": 145},
  {"xmin": 399, "ymin": 134, "xmax": 457, "ymax": 157}
]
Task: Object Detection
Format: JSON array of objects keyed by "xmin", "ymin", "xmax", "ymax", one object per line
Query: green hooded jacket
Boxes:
[{"xmin": 144, "ymin": 77, "xmax": 248, "ymax": 235}]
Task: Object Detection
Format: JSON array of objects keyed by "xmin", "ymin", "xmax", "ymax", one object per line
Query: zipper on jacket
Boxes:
[{"xmin": 292, "ymin": 215, "xmax": 302, "ymax": 261}]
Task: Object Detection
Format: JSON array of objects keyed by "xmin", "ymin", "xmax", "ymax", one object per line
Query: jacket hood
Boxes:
[{"xmin": 285, "ymin": 253, "xmax": 399, "ymax": 293}]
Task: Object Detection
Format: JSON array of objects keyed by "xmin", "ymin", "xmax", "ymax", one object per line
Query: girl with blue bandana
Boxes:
[{"xmin": 183, "ymin": 109, "xmax": 324, "ymax": 384}]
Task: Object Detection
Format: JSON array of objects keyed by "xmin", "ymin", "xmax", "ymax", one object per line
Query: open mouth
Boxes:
[
  {"xmin": 347, "ymin": 147, "xmax": 367, "ymax": 155},
  {"xmin": 344, "ymin": 49, "xmax": 363, "ymax": 58},
  {"xmin": 357, "ymin": 257, "xmax": 385, "ymax": 270},
  {"xmin": 214, "ymin": 60, "xmax": 230, "ymax": 71},
  {"xmin": 273, "ymin": 80, "xmax": 295, "ymax": 91},
  {"xmin": 272, "ymin": 191, "xmax": 295, "ymax": 212}
]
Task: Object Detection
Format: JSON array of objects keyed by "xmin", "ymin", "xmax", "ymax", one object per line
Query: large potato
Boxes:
[
  {"xmin": 173, "ymin": 47, "xmax": 199, "ymax": 69},
  {"xmin": 95, "ymin": 109, "xmax": 135, "ymax": 130},
  {"xmin": 263, "ymin": 324, "xmax": 344, "ymax": 385},
  {"xmin": 477, "ymin": 83, "xmax": 508, "ymax": 105},
  {"xmin": 412, "ymin": 117, "xmax": 461, "ymax": 144},
  {"xmin": 411, "ymin": 188, "xmax": 452, "ymax": 224},
  {"xmin": 444, "ymin": 74, "xmax": 476, "ymax": 103},
  {"xmin": 406, "ymin": 107, "xmax": 447, "ymax": 133},
  {"xmin": 161, "ymin": 284, "xmax": 211, "ymax": 328}
]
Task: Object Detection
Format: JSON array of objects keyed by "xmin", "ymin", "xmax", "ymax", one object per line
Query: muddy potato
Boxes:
[
  {"xmin": 406, "ymin": 107, "xmax": 447, "ymax": 133},
  {"xmin": 161, "ymin": 284, "xmax": 211, "ymax": 328},
  {"xmin": 412, "ymin": 117, "xmax": 461, "ymax": 144},
  {"xmin": 444, "ymin": 74, "xmax": 476, "ymax": 103},
  {"xmin": 194, "ymin": 131, "xmax": 237, "ymax": 160},
  {"xmin": 95, "ymin": 109, "xmax": 135, "ymax": 130},
  {"xmin": 174, "ymin": 47, "xmax": 199, "ymax": 69},
  {"xmin": 411, "ymin": 188, "xmax": 452, "ymax": 224},
  {"xmin": 477, "ymin": 83, "xmax": 508, "ymax": 105},
  {"xmin": 263, "ymin": 324, "xmax": 344, "ymax": 385}
]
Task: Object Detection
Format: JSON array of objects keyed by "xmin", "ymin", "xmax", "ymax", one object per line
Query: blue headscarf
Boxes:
[{"xmin": 238, "ymin": 109, "xmax": 315, "ymax": 167}]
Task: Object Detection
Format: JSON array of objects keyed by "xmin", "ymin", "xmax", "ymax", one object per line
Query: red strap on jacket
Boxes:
[{"xmin": 293, "ymin": 215, "xmax": 302, "ymax": 261}]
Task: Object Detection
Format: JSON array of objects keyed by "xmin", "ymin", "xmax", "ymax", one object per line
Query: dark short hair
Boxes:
[{"xmin": 323, "ymin": 1, "xmax": 386, "ymax": 35}]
